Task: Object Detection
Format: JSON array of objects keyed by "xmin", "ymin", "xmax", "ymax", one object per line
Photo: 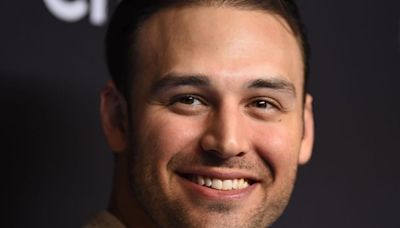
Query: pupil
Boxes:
[
  {"xmin": 257, "ymin": 100, "xmax": 267, "ymax": 108},
  {"xmin": 182, "ymin": 96, "xmax": 194, "ymax": 104}
]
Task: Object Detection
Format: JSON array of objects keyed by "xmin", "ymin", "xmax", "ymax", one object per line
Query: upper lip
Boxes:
[{"xmin": 176, "ymin": 167, "xmax": 261, "ymax": 183}]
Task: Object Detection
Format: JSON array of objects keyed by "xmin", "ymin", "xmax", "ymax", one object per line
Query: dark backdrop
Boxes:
[{"xmin": 2, "ymin": 1, "xmax": 399, "ymax": 227}]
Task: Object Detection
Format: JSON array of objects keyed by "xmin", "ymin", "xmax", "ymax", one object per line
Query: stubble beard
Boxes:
[{"xmin": 126, "ymin": 139, "xmax": 297, "ymax": 228}]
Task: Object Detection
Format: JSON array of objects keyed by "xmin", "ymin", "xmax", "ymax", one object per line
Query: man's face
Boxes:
[{"xmin": 125, "ymin": 6, "xmax": 313, "ymax": 228}]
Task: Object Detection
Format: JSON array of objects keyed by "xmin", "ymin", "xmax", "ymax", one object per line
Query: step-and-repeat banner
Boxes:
[
  {"xmin": 2, "ymin": 1, "xmax": 399, "ymax": 227},
  {"xmin": 43, "ymin": 0, "xmax": 111, "ymax": 26}
]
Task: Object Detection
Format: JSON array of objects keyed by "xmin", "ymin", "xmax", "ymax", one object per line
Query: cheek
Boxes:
[
  {"xmin": 138, "ymin": 110, "xmax": 204, "ymax": 169},
  {"xmin": 252, "ymin": 121, "xmax": 302, "ymax": 175}
]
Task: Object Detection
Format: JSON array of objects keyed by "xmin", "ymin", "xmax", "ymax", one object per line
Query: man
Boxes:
[{"xmin": 87, "ymin": 0, "xmax": 314, "ymax": 227}]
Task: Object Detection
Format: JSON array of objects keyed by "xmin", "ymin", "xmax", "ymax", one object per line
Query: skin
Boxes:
[{"xmin": 101, "ymin": 6, "xmax": 314, "ymax": 228}]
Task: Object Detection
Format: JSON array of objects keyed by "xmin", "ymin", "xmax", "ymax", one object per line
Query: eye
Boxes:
[
  {"xmin": 172, "ymin": 95, "xmax": 204, "ymax": 106},
  {"xmin": 168, "ymin": 94, "xmax": 208, "ymax": 115},
  {"xmin": 252, "ymin": 100, "xmax": 269, "ymax": 108},
  {"xmin": 248, "ymin": 99, "xmax": 277, "ymax": 110}
]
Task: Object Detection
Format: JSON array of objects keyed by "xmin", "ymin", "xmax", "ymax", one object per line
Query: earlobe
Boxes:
[
  {"xmin": 100, "ymin": 80, "xmax": 129, "ymax": 153},
  {"xmin": 298, "ymin": 94, "xmax": 314, "ymax": 165}
]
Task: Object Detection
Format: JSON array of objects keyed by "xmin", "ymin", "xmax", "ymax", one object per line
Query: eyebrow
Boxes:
[
  {"xmin": 150, "ymin": 74, "xmax": 210, "ymax": 94},
  {"xmin": 150, "ymin": 73, "xmax": 296, "ymax": 97},
  {"xmin": 246, "ymin": 78, "xmax": 297, "ymax": 97}
]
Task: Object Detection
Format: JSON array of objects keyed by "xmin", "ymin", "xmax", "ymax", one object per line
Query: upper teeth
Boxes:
[{"xmin": 194, "ymin": 176, "xmax": 250, "ymax": 191}]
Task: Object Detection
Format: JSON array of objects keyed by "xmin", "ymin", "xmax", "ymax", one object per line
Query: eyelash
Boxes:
[
  {"xmin": 170, "ymin": 94, "xmax": 207, "ymax": 106},
  {"xmin": 247, "ymin": 98, "xmax": 281, "ymax": 110},
  {"xmin": 169, "ymin": 94, "xmax": 281, "ymax": 111}
]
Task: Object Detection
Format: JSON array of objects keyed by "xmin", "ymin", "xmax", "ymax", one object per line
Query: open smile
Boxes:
[
  {"xmin": 187, "ymin": 174, "xmax": 253, "ymax": 190},
  {"xmin": 177, "ymin": 169, "xmax": 259, "ymax": 193}
]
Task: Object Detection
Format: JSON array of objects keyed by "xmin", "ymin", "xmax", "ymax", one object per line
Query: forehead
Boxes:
[{"xmin": 134, "ymin": 6, "xmax": 304, "ymax": 92}]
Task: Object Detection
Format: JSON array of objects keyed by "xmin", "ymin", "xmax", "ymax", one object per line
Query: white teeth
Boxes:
[
  {"xmin": 194, "ymin": 175, "xmax": 250, "ymax": 191},
  {"xmin": 222, "ymin": 180, "xmax": 232, "ymax": 190},
  {"xmin": 238, "ymin": 178, "xmax": 244, "ymax": 188},
  {"xmin": 205, "ymin": 177, "xmax": 212, "ymax": 187},
  {"xmin": 232, "ymin": 179, "xmax": 238, "ymax": 189},
  {"xmin": 197, "ymin": 176, "xmax": 205, "ymax": 186},
  {"xmin": 212, "ymin": 179, "xmax": 223, "ymax": 190}
]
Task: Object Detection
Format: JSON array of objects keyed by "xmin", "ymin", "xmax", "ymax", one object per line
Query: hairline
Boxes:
[{"xmin": 106, "ymin": 0, "xmax": 309, "ymax": 101}]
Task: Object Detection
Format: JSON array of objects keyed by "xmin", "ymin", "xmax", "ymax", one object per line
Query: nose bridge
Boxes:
[{"xmin": 201, "ymin": 99, "xmax": 248, "ymax": 158}]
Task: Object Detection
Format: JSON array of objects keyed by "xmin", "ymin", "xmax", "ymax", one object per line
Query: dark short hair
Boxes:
[{"xmin": 106, "ymin": 0, "xmax": 310, "ymax": 98}]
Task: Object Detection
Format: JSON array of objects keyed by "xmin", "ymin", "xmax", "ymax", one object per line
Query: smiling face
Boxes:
[{"xmin": 102, "ymin": 5, "xmax": 314, "ymax": 228}]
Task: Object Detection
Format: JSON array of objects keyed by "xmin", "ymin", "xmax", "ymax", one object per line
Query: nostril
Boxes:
[{"xmin": 237, "ymin": 152, "xmax": 246, "ymax": 157}]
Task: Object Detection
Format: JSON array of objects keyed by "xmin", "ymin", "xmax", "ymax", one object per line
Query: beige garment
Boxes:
[{"xmin": 83, "ymin": 211, "xmax": 126, "ymax": 228}]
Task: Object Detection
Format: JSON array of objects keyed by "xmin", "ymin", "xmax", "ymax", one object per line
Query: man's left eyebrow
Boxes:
[{"xmin": 246, "ymin": 78, "xmax": 297, "ymax": 97}]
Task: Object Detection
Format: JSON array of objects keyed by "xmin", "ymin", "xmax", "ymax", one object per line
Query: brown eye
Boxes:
[
  {"xmin": 180, "ymin": 96, "xmax": 199, "ymax": 105},
  {"xmin": 172, "ymin": 95, "xmax": 204, "ymax": 106},
  {"xmin": 250, "ymin": 99, "xmax": 273, "ymax": 109},
  {"xmin": 254, "ymin": 100, "xmax": 268, "ymax": 108},
  {"xmin": 168, "ymin": 94, "xmax": 209, "ymax": 115}
]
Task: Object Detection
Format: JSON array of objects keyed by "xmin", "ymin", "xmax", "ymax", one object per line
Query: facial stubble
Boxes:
[{"xmin": 126, "ymin": 135, "xmax": 298, "ymax": 228}]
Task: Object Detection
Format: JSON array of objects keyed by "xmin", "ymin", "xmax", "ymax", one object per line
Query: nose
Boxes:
[{"xmin": 200, "ymin": 103, "xmax": 249, "ymax": 159}]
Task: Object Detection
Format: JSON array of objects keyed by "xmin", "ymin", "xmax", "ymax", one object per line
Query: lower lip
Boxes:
[{"xmin": 177, "ymin": 175, "xmax": 258, "ymax": 201}]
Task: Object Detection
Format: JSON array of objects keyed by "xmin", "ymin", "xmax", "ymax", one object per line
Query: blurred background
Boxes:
[{"xmin": 1, "ymin": 0, "xmax": 399, "ymax": 227}]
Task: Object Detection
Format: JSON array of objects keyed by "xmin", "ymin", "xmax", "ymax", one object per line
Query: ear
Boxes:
[
  {"xmin": 100, "ymin": 80, "xmax": 129, "ymax": 153},
  {"xmin": 298, "ymin": 94, "xmax": 314, "ymax": 165}
]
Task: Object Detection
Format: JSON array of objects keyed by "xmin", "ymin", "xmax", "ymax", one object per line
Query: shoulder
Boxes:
[{"xmin": 83, "ymin": 211, "xmax": 126, "ymax": 228}]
